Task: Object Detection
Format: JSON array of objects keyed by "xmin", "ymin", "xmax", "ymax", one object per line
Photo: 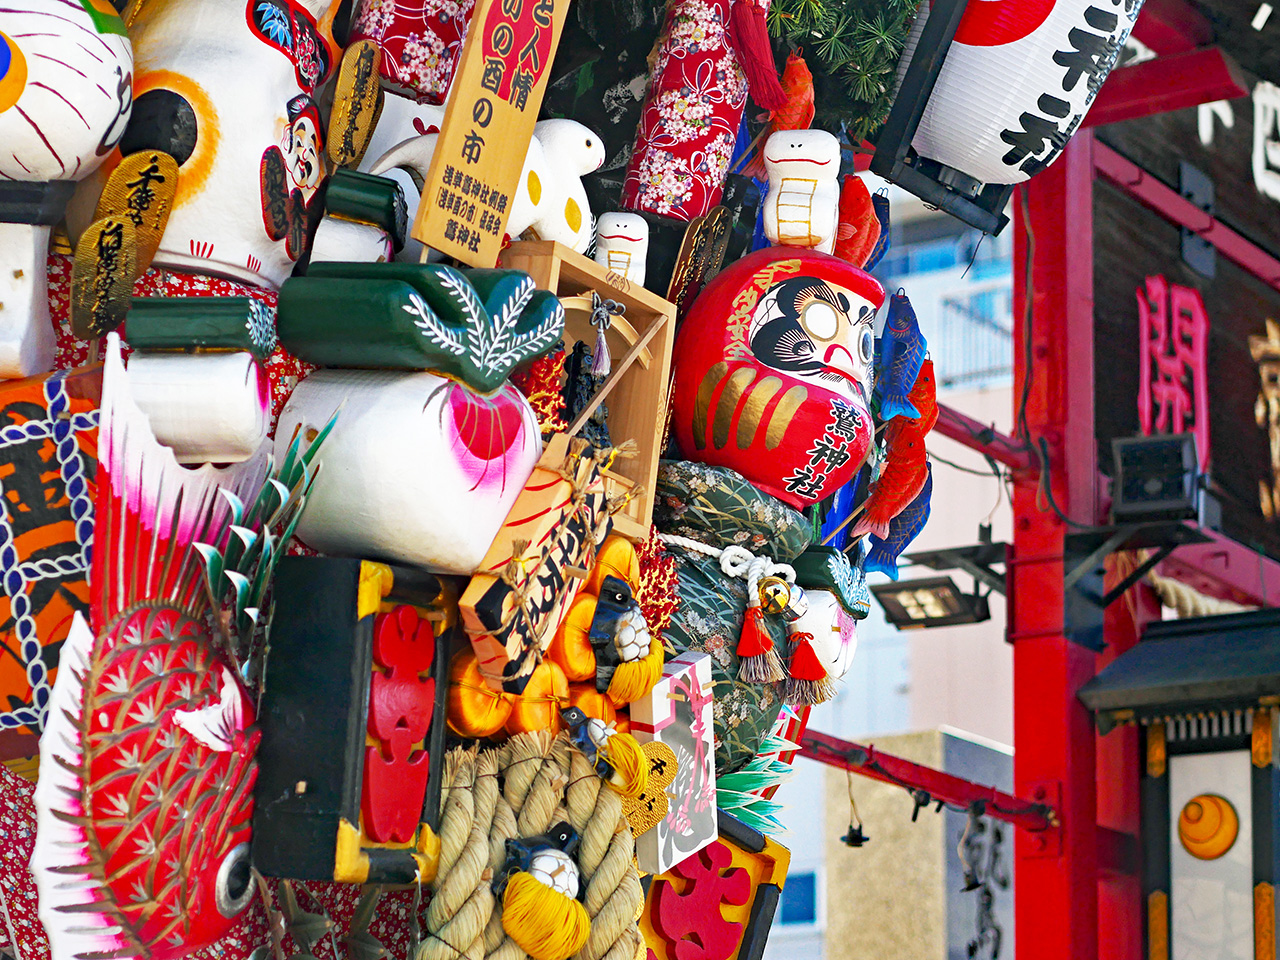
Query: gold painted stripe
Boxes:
[
  {"xmin": 765, "ymin": 386, "xmax": 808, "ymax": 451},
  {"xmin": 1148, "ymin": 891, "xmax": 1168, "ymax": 960},
  {"xmin": 713, "ymin": 367, "xmax": 757, "ymax": 451},
  {"xmin": 1147, "ymin": 722, "xmax": 1166, "ymax": 778},
  {"xmin": 737, "ymin": 376, "xmax": 783, "ymax": 450},
  {"xmin": 1257, "ymin": 883, "xmax": 1275, "ymax": 960},
  {"xmin": 692, "ymin": 362, "xmax": 729, "ymax": 451},
  {"xmin": 1255, "ymin": 708, "xmax": 1273, "ymax": 768},
  {"xmin": 334, "ymin": 819, "xmax": 371, "ymax": 884},
  {"xmin": 358, "ymin": 561, "xmax": 396, "ymax": 620}
]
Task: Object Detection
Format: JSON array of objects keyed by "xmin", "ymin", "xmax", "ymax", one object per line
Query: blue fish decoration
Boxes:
[
  {"xmin": 875, "ymin": 289, "xmax": 926, "ymax": 421},
  {"xmin": 863, "ymin": 190, "xmax": 891, "ymax": 272},
  {"xmin": 819, "ymin": 465, "xmax": 867, "ymax": 552},
  {"xmin": 866, "ymin": 463, "xmax": 932, "ymax": 580}
]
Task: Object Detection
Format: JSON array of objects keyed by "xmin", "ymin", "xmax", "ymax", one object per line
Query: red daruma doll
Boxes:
[{"xmin": 671, "ymin": 247, "xmax": 882, "ymax": 510}]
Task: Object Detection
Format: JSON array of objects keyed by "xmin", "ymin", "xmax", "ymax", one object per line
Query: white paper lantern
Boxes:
[{"xmin": 905, "ymin": 0, "xmax": 1144, "ymax": 185}]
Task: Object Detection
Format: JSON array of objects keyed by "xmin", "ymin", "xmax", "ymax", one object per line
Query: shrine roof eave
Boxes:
[{"xmin": 1079, "ymin": 607, "xmax": 1280, "ymax": 728}]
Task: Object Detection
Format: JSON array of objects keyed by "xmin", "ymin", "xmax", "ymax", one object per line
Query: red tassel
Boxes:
[
  {"xmin": 787, "ymin": 633, "xmax": 827, "ymax": 682},
  {"xmin": 737, "ymin": 605, "xmax": 773, "ymax": 659},
  {"xmin": 785, "ymin": 631, "xmax": 835, "ymax": 706},
  {"xmin": 737, "ymin": 605, "xmax": 786, "ymax": 683},
  {"xmin": 729, "ymin": 0, "xmax": 786, "ymax": 112}
]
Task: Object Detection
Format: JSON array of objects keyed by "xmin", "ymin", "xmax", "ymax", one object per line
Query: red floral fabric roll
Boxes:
[
  {"xmin": 621, "ymin": 0, "xmax": 750, "ymax": 221},
  {"xmin": 348, "ymin": 0, "xmax": 477, "ymax": 104}
]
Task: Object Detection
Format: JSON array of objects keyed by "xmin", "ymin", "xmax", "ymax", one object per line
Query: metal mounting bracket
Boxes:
[{"xmin": 1063, "ymin": 521, "xmax": 1211, "ymax": 649}]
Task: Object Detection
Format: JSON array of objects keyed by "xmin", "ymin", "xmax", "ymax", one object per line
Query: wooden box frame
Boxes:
[
  {"xmin": 499, "ymin": 241, "xmax": 676, "ymax": 543},
  {"xmin": 251, "ymin": 557, "xmax": 452, "ymax": 884}
]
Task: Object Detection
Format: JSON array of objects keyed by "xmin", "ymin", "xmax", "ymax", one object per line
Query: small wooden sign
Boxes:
[
  {"xmin": 460, "ymin": 434, "xmax": 615, "ymax": 693},
  {"xmin": 410, "ymin": 0, "xmax": 571, "ymax": 266},
  {"xmin": 94, "ymin": 151, "xmax": 178, "ymax": 276}
]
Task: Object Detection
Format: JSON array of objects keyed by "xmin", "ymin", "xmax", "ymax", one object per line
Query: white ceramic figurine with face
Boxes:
[
  {"xmin": 72, "ymin": 0, "xmax": 345, "ymax": 289},
  {"xmin": 0, "ymin": 0, "xmax": 132, "ymax": 377},
  {"xmin": 593, "ymin": 213, "xmax": 649, "ymax": 286},
  {"xmin": 762, "ymin": 129, "xmax": 841, "ymax": 255}
]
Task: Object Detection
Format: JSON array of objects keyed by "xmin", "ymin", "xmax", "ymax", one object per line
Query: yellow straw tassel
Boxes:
[
  {"xmin": 501, "ymin": 872, "xmax": 591, "ymax": 960},
  {"xmin": 606, "ymin": 639, "xmax": 664, "ymax": 706},
  {"xmin": 599, "ymin": 731, "xmax": 649, "ymax": 799}
]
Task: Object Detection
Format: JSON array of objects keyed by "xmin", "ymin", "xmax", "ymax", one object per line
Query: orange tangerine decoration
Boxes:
[
  {"xmin": 1178, "ymin": 794, "xmax": 1239, "ymax": 861},
  {"xmin": 446, "ymin": 650, "xmax": 512, "ymax": 738},
  {"xmin": 566, "ymin": 683, "xmax": 618, "ymax": 728},
  {"xmin": 504, "ymin": 660, "xmax": 569, "ymax": 737}
]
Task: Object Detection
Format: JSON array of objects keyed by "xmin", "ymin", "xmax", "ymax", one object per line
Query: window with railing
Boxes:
[
  {"xmin": 872, "ymin": 219, "xmax": 1014, "ymax": 392},
  {"xmin": 935, "ymin": 278, "xmax": 1014, "ymax": 389}
]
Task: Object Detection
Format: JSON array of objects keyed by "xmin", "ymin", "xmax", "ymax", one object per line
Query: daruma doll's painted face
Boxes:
[{"xmin": 671, "ymin": 246, "xmax": 882, "ymax": 510}]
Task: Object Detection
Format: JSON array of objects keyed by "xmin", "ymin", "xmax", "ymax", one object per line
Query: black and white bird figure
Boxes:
[
  {"xmin": 589, "ymin": 575, "xmax": 651, "ymax": 694},
  {"xmin": 494, "ymin": 822, "xmax": 583, "ymax": 900}
]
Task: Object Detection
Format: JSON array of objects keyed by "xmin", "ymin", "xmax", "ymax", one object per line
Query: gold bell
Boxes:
[
  {"xmin": 758, "ymin": 578, "xmax": 810, "ymax": 622},
  {"xmin": 758, "ymin": 576, "xmax": 792, "ymax": 615}
]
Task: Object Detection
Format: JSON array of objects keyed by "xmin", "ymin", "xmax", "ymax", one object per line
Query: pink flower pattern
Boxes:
[
  {"xmin": 623, "ymin": 0, "xmax": 748, "ymax": 221},
  {"xmin": 350, "ymin": 0, "xmax": 476, "ymax": 103}
]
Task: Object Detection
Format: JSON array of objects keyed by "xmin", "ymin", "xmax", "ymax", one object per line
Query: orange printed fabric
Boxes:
[{"xmin": 0, "ymin": 367, "xmax": 100, "ymax": 761}]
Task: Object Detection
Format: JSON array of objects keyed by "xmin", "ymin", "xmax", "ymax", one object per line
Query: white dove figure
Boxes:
[
  {"xmin": 370, "ymin": 118, "xmax": 605, "ymax": 254},
  {"xmin": 0, "ymin": 3, "xmax": 132, "ymax": 377}
]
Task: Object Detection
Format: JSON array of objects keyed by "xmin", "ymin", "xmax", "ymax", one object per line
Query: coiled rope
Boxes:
[{"xmin": 420, "ymin": 732, "xmax": 644, "ymax": 960}]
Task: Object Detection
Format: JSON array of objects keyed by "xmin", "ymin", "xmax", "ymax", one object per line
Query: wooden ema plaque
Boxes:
[
  {"xmin": 631, "ymin": 651, "xmax": 718, "ymax": 875},
  {"xmin": 641, "ymin": 812, "xmax": 791, "ymax": 960},
  {"xmin": 460, "ymin": 433, "xmax": 615, "ymax": 694},
  {"xmin": 500, "ymin": 241, "xmax": 676, "ymax": 542},
  {"xmin": 251, "ymin": 558, "xmax": 451, "ymax": 884},
  {"xmin": 410, "ymin": 0, "xmax": 571, "ymax": 265}
]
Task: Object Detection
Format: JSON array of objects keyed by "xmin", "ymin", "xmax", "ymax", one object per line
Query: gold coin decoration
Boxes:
[
  {"xmin": 95, "ymin": 150, "xmax": 178, "ymax": 275},
  {"xmin": 70, "ymin": 216, "xmax": 136, "ymax": 341},
  {"xmin": 621, "ymin": 741, "xmax": 677, "ymax": 838},
  {"xmin": 328, "ymin": 39, "xmax": 383, "ymax": 169},
  {"xmin": 1178, "ymin": 793, "xmax": 1239, "ymax": 860}
]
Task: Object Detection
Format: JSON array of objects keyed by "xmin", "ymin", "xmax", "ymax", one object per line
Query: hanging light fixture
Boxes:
[{"xmin": 870, "ymin": 575, "xmax": 991, "ymax": 629}]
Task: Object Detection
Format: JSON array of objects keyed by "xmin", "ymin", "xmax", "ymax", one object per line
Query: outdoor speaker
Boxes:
[{"xmin": 1112, "ymin": 434, "xmax": 1200, "ymax": 522}]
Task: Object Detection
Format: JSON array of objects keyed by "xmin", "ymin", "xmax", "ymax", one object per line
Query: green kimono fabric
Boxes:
[{"xmin": 654, "ymin": 460, "xmax": 812, "ymax": 774}]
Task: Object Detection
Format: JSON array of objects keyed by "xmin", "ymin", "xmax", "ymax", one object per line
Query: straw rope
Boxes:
[{"xmin": 420, "ymin": 732, "xmax": 643, "ymax": 960}]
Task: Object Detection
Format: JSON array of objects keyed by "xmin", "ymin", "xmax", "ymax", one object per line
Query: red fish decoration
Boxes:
[
  {"xmin": 33, "ymin": 336, "xmax": 324, "ymax": 960},
  {"xmin": 739, "ymin": 51, "xmax": 816, "ymax": 181},
  {"xmin": 834, "ymin": 175, "xmax": 881, "ymax": 269},
  {"xmin": 852, "ymin": 361, "xmax": 938, "ymax": 539}
]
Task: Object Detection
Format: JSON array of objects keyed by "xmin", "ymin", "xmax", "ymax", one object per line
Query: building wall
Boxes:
[
  {"xmin": 905, "ymin": 384, "xmax": 1014, "ymax": 748},
  {"xmin": 819, "ymin": 732, "xmax": 947, "ymax": 960}
]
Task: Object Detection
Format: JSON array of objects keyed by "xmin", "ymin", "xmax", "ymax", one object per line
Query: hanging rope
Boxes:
[{"xmin": 657, "ymin": 535, "xmax": 796, "ymax": 591}]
